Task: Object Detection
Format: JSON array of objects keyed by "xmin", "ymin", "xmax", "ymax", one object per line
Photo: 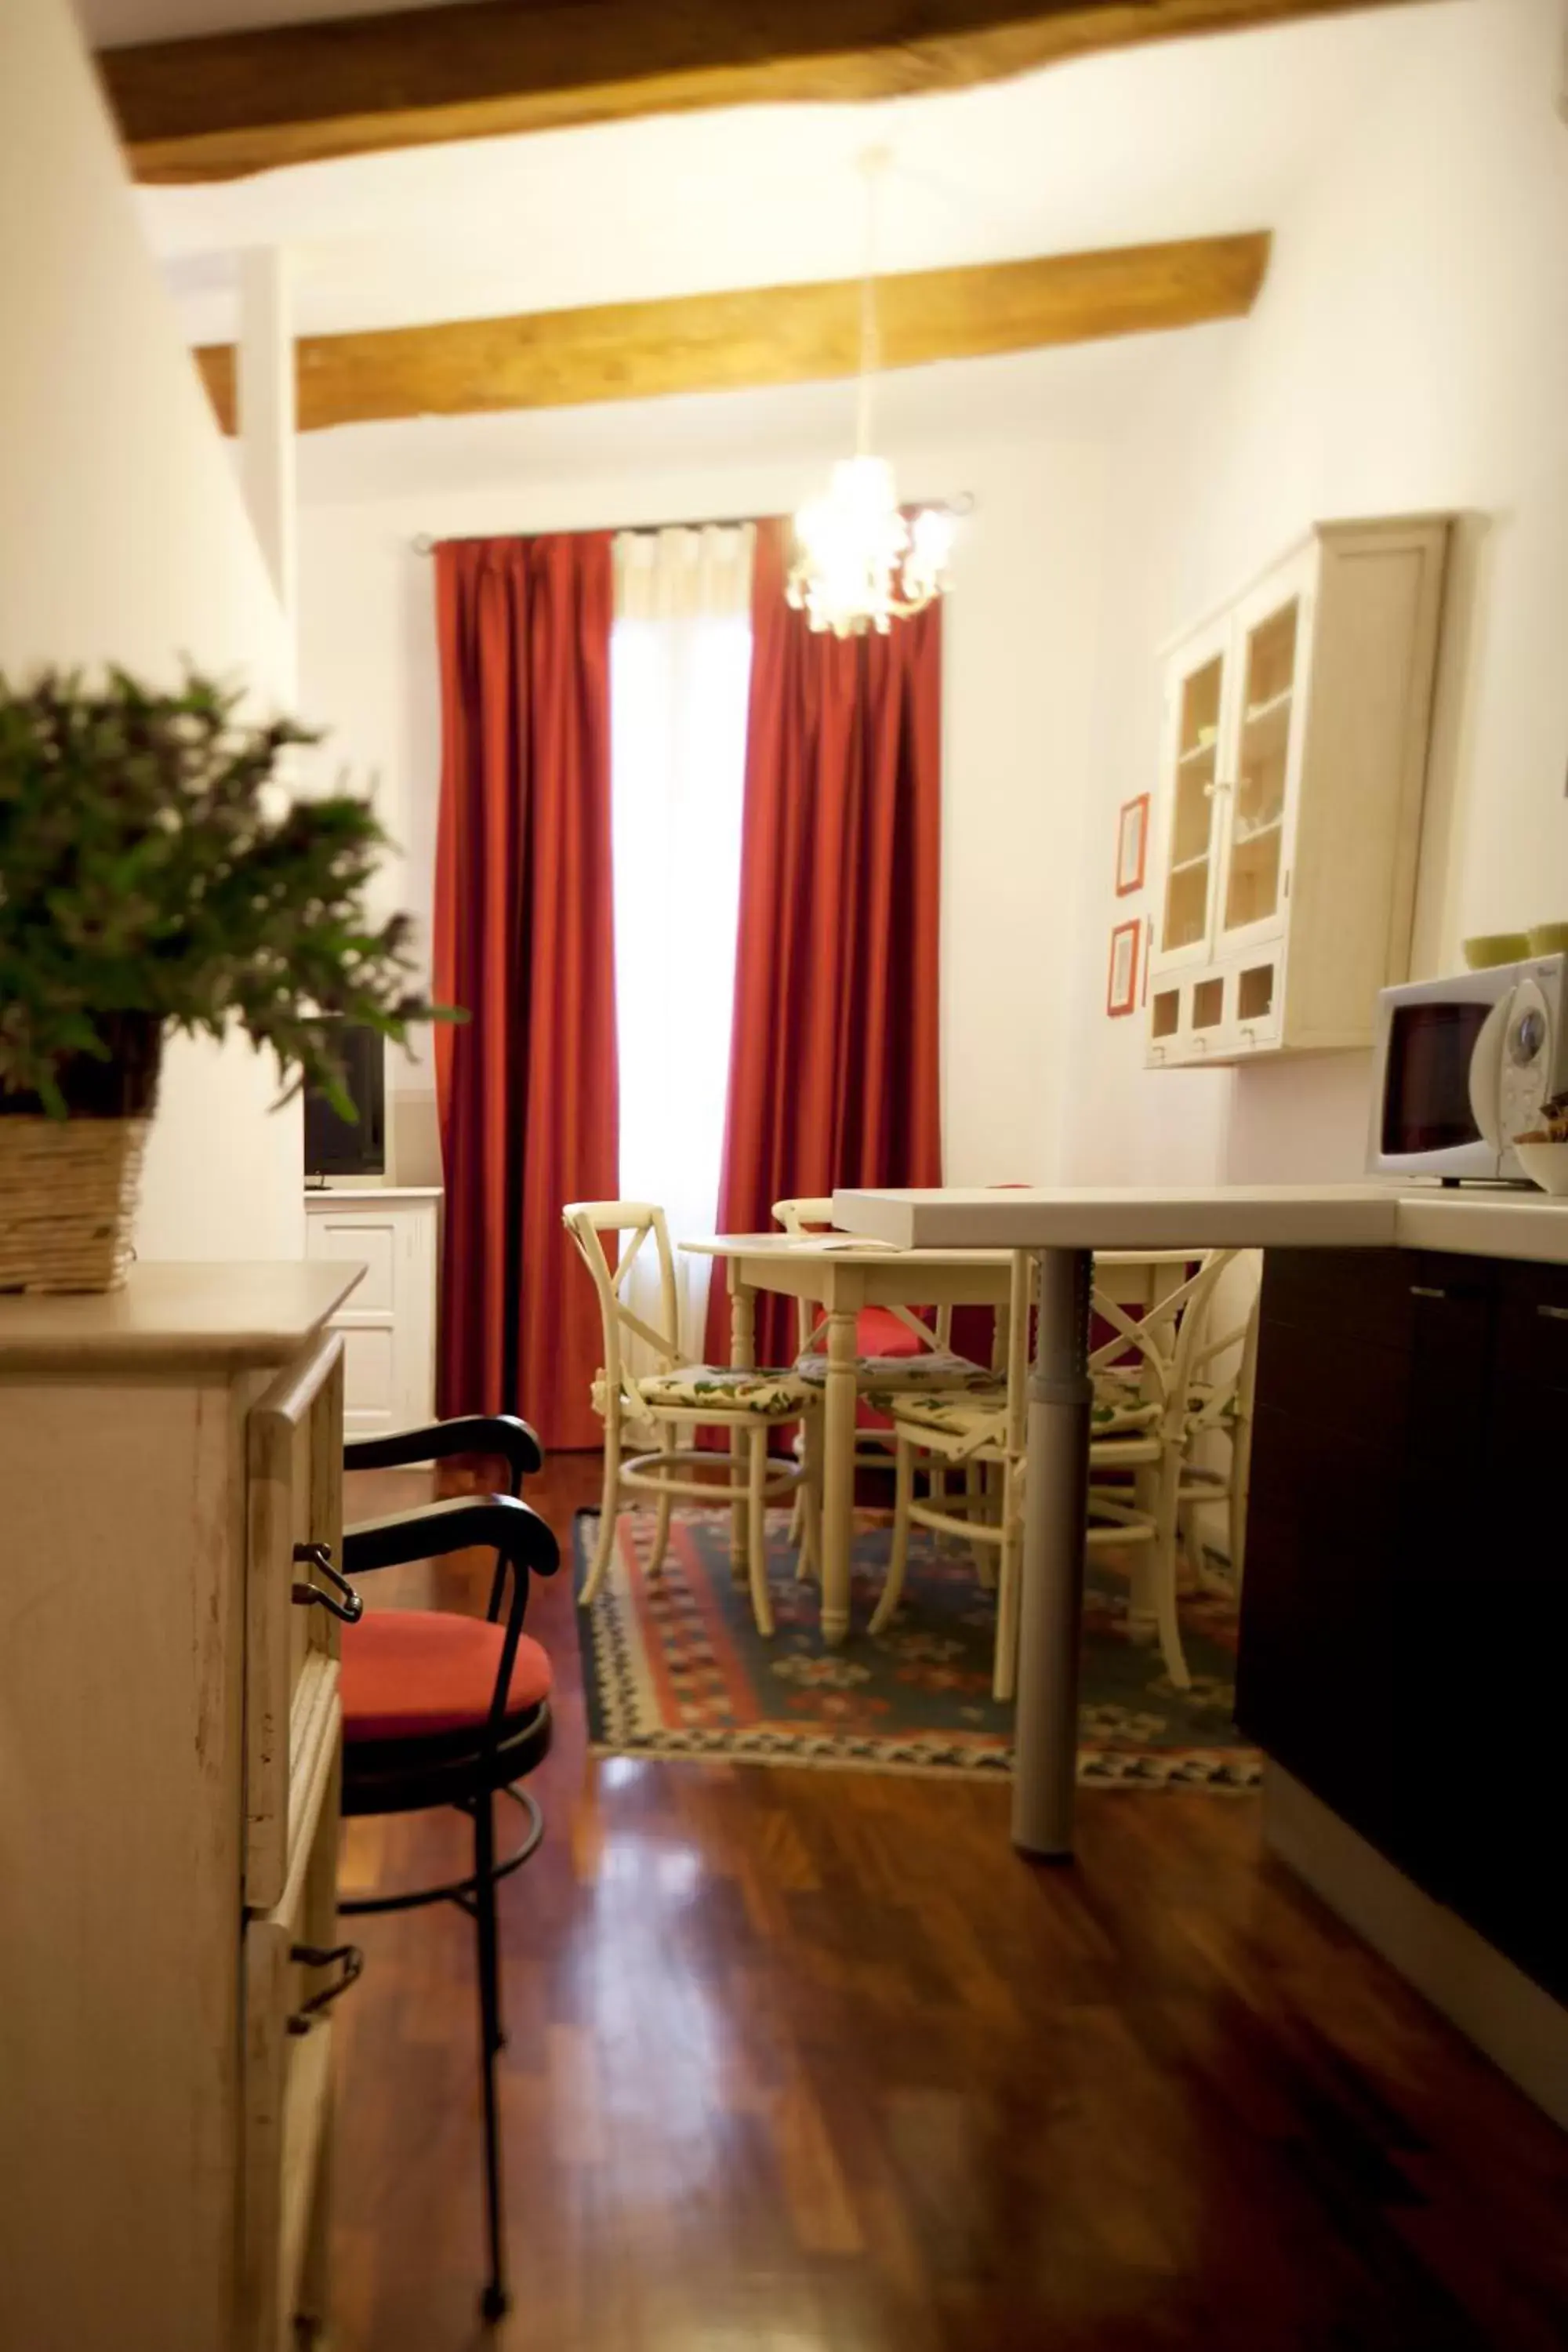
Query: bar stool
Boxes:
[{"xmin": 337, "ymin": 1415, "xmax": 557, "ymax": 2323}]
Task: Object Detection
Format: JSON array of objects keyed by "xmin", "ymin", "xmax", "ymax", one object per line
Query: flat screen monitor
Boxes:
[{"xmin": 303, "ymin": 1021, "xmax": 386, "ymax": 1181}]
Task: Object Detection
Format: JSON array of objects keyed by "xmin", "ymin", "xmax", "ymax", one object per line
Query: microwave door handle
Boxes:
[{"xmin": 1468, "ymin": 991, "xmax": 1512, "ymax": 1149}]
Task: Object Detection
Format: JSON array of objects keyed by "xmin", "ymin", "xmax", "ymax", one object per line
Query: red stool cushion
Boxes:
[{"xmin": 341, "ymin": 1610, "xmax": 553, "ymax": 1744}]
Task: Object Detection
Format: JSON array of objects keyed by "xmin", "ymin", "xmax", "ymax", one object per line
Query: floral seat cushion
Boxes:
[
  {"xmin": 1087, "ymin": 1369, "xmax": 1163, "ymax": 1436},
  {"xmin": 1182, "ymin": 1377, "xmax": 1240, "ymax": 1432},
  {"xmin": 867, "ymin": 1371, "xmax": 1163, "ymax": 1449},
  {"xmin": 867, "ymin": 1385, "xmax": 1007, "ymax": 1443},
  {"xmin": 795, "ymin": 1348, "xmax": 993, "ymax": 1392},
  {"xmin": 631, "ymin": 1364, "xmax": 815, "ymax": 1417},
  {"xmin": 869, "ymin": 1370, "xmax": 1237, "ymax": 1450},
  {"xmin": 1092, "ymin": 1367, "xmax": 1238, "ymax": 1434}
]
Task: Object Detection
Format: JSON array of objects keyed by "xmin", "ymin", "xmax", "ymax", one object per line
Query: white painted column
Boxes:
[{"xmin": 235, "ymin": 246, "xmax": 296, "ymax": 681}]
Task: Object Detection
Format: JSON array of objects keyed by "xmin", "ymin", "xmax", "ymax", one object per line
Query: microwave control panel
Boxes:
[{"xmin": 1500, "ymin": 977, "xmax": 1552, "ymax": 1142}]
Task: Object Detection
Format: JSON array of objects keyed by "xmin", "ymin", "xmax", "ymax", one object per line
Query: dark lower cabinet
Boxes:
[{"xmin": 1236, "ymin": 1246, "xmax": 1568, "ymax": 2004}]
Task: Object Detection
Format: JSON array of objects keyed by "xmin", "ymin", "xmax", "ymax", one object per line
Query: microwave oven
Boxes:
[{"xmin": 1368, "ymin": 954, "xmax": 1568, "ymax": 1182}]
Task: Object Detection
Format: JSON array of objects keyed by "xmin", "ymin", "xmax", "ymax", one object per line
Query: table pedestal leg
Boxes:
[
  {"xmin": 1011, "ymin": 1246, "xmax": 1092, "ymax": 1860},
  {"xmin": 819, "ymin": 1305, "xmax": 858, "ymax": 1646},
  {"xmin": 729, "ymin": 1279, "xmax": 756, "ymax": 1576}
]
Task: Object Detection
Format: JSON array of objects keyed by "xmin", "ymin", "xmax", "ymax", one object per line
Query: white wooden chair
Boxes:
[
  {"xmin": 771, "ymin": 1196, "xmax": 995, "ymax": 1395},
  {"xmin": 1175, "ymin": 1258, "xmax": 1261, "ymax": 1592},
  {"xmin": 867, "ymin": 1249, "xmax": 1033, "ymax": 1698},
  {"xmin": 564, "ymin": 1200, "xmax": 818, "ymax": 1636},
  {"xmin": 1082, "ymin": 1250, "xmax": 1240, "ymax": 1690},
  {"xmin": 871, "ymin": 1250, "xmax": 1239, "ymax": 1698},
  {"xmin": 771, "ymin": 1195, "xmax": 995, "ymax": 1563}
]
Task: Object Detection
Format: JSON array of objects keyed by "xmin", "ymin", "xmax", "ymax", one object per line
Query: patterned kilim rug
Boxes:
[{"xmin": 574, "ymin": 1507, "xmax": 1261, "ymax": 1788}]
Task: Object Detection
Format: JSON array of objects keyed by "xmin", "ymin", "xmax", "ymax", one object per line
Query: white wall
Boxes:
[
  {"xmin": 1063, "ymin": 0, "xmax": 1568, "ymax": 1185},
  {"xmin": 292, "ymin": 0, "xmax": 1568, "ymax": 1204},
  {"xmin": 296, "ymin": 366, "xmax": 1112, "ymax": 1187},
  {"xmin": 0, "ymin": 0, "xmax": 303, "ymax": 1258}
]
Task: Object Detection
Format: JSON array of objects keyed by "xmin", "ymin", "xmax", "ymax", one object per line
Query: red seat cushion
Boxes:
[
  {"xmin": 341, "ymin": 1610, "xmax": 553, "ymax": 1744},
  {"xmin": 856, "ymin": 1305, "xmax": 926, "ymax": 1357}
]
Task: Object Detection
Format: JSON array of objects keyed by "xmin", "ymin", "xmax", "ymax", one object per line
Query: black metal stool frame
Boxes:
[{"xmin": 339, "ymin": 1417, "xmax": 557, "ymax": 2324}]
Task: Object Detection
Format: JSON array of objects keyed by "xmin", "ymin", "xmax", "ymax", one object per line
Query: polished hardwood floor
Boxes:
[{"xmin": 334, "ymin": 1454, "xmax": 1568, "ymax": 2352}]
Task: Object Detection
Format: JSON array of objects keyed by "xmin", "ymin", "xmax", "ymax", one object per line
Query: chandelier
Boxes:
[{"xmin": 786, "ymin": 151, "xmax": 960, "ymax": 637}]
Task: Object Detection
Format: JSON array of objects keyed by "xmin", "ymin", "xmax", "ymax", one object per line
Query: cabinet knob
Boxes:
[
  {"xmin": 288, "ymin": 1942, "xmax": 365, "ymax": 2035},
  {"xmin": 1408, "ymin": 1283, "xmax": 1446, "ymax": 1301},
  {"xmin": 1537, "ymin": 1303, "xmax": 1568, "ymax": 1323},
  {"xmin": 292, "ymin": 1541, "xmax": 364, "ymax": 1624}
]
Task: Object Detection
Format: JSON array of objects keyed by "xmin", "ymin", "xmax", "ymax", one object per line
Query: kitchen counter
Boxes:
[
  {"xmin": 834, "ymin": 1181, "xmax": 1568, "ymax": 1261},
  {"xmin": 828, "ymin": 1178, "xmax": 1568, "ymax": 1859}
]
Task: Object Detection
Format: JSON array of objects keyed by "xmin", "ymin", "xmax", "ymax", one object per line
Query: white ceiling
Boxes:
[{"xmin": 116, "ymin": 7, "xmax": 1454, "ymax": 348}]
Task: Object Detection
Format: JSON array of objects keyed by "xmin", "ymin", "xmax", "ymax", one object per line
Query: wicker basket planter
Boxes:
[
  {"xmin": 0, "ymin": 1013, "xmax": 161, "ymax": 1294},
  {"xmin": 0, "ymin": 1115, "xmax": 151, "ymax": 1294}
]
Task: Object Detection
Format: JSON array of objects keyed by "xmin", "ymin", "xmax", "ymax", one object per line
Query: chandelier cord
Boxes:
[
  {"xmin": 855, "ymin": 147, "xmax": 885, "ymax": 460},
  {"xmin": 786, "ymin": 140, "xmax": 957, "ymax": 634}
]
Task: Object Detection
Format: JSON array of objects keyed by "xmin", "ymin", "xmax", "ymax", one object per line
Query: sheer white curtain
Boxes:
[{"xmin": 611, "ymin": 524, "xmax": 753, "ymax": 1370}]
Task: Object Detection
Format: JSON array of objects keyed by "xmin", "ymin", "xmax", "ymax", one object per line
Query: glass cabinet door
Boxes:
[
  {"xmin": 1218, "ymin": 594, "xmax": 1300, "ymax": 941},
  {"xmin": 1160, "ymin": 648, "xmax": 1225, "ymax": 958}
]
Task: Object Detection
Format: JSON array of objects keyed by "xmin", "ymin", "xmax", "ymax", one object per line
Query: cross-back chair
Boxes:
[
  {"xmin": 868, "ymin": 1247, "xmax": 1033, "ymax": 1697},
  {"xmin": 1083, "ymin": 1247, "xmax": 1240, "ymax": 1688},
  {"xmin": 772, "ymin": 1195, "xmax": 994, "ymax": 1396},
  {"xmin": 564, "ymin": 1200, "xmax": 818, "ymax": 1634},
  {"xmin": 1175, "ymin": 1256, "xmax": 1261, "ymax": 1591},
  {"xmin": 772, "ymin": 1194, "xmax": 996, "ymax": 1553},
  {"xmin": 873, "ymin": 1250, "xmax": 1239, "ymax": 1697}
]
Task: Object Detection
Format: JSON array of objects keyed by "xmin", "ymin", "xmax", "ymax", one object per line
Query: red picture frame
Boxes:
[
  {"xmin": 1115, "ymin": 793, "xmax": 1150, "ymax": 896},
  {"xmin": 1107, "ymin": 918, "xmax": 1141, "ymax": 1018}
]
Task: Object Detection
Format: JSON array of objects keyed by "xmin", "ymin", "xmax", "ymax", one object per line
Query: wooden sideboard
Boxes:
[{"xmin": 0, "ymin": 1261, "xmax": 363, "ymax": 2352}]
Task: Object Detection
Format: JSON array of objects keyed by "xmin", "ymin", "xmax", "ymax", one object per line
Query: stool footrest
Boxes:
[{"xmin": 339, "ymin": 1784, "xmax": 543, "ymax": 1919}]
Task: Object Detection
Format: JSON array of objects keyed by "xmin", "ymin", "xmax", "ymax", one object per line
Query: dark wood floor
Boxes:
[{"xmin": 333, "ymin": 1455, "xmax": 1568, "ymax": 2352}]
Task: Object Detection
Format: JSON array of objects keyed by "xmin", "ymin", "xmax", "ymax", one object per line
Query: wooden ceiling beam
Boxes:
[
  {"xmin": 102, "ymin": 0, "xmax": 1420, "ymax": 184},
  {"xmin": 194, "ymin": 232, "xmax": 1269, "ymax": 434}
]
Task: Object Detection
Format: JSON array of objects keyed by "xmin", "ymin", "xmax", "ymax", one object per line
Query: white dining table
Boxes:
[{"xmin": 681, "ymin": 1231, "xmax": 1192, "ymax": 1653}]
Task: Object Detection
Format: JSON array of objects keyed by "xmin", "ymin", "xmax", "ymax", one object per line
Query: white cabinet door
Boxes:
[
  {"xmin": 303, "ymin": 1196, "xmax": 437, "ymax": 1436},
  {"xmin": 1210, "ymin": 548, "xmax": 1316, "ymax": 961},
  {"xmin": 1154, "ymin": 615, "xmax": 1232, "ymax": 974}
]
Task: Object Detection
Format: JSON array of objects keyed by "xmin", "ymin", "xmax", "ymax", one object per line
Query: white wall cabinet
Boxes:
[
  {"xmin": 0, "ymin": 1264, "xmax": 361, "ymax": 2352},
  {"xmin": 1145, "ymin": 515, "xmax": 1451, "ymax": 1069},
  {"xmin": 303, "ymin": 1186, "xmax": 440, "ymax": 1436}
]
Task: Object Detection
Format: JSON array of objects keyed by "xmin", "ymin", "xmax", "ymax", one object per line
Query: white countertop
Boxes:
[
  {"xmin": 833, "ymin": 1183, "xmax": 1568, "ymax": 1265},
  {"xmin": 0, "ymin": 1261, "xmax": 365, "ymax": 1374},
  {"xmin": 682, "ymin": 1232, "xmax": 1200, "ymax": 1266},
  {"xmin": 303, "ymin": 1185, "xmax": 442, "ymax": 1201},
  {"xmin": 683, "ymin": 1231, "xmax": 1015, "ymax": 1265}
]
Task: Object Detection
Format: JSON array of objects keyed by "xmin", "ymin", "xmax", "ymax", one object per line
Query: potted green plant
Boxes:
[{"xmin": 0, "ymin": 664, "xmax": 445, "ymax": 1294}]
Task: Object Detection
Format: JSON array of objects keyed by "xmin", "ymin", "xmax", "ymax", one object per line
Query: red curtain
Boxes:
[
  {"xmin": 704, "ymin": 518, "xmax": 943, "ymax": 1372},
  {"xmin": 432, "ymin": 532, "xmax": 617, "ymax": 1450}
]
